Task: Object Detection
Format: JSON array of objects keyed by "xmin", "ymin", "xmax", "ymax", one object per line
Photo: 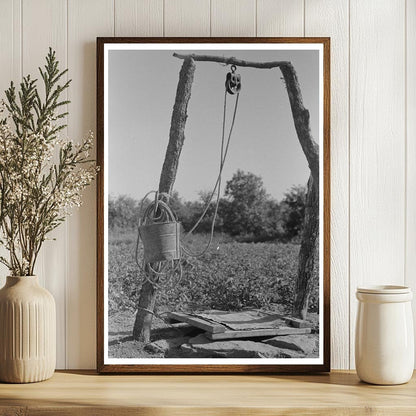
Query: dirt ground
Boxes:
[{"xmin": 108, "ymin": 309, "xmax": 319, "ymax": 359}]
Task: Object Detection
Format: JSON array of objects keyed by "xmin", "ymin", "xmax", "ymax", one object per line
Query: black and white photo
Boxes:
[{"xmin": 97, "ymin": 38, "xmax": 330, "ymax": 373}]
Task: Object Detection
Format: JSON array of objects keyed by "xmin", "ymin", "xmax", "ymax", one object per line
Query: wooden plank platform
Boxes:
[
  {"xmin": 167, "ymin": 312, "xmax": 227, "ymax": 333},
  {"xmin": 206, "ymin": 326, "xmax": 312, "ymax": 340},
  {"xmin": 284, "ymin": 317, "xmax": 314, "ymax": 328},
  {"xmin": 167, "ymin": 310, "xmax": 314, "ymax": 341},
  {"xmin": 194, "ymin": 310, "xmax": 286, "ymax": 331}
]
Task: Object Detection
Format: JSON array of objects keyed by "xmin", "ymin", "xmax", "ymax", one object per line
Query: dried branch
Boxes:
[{"xmin": 173, "ymin": 53, "xmax": 290, "ymax": 69}]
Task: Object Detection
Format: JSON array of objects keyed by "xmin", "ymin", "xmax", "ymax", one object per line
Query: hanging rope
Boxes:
[{"xmin": 181, "ymin": 89, "xmax": 240, "ymax": 257}]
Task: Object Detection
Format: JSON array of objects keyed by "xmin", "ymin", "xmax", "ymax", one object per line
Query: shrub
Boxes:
[{"xmin": 108, "ymin": 231, "xmax": 319, "ymax": 316}]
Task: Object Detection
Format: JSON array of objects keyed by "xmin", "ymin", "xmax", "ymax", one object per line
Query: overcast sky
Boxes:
[{"xmin": 108, "ymin": 48, "xmax": 319, "ymax": 202}]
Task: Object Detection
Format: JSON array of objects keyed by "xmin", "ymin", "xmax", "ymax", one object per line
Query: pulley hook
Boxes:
[{"xmin": 225, "ymin": 65, "xmax": 241, "ymax": 95}]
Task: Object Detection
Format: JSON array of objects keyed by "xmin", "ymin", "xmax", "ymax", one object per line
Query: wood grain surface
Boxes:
[
  {"xmin": 0, "ymin": 371, "xmax": 415, "ymax": 415},
  {"xmin": 305, "ymin": 0, "xmax": 350, "ymax": 371},
  {"xmin": 22, "ymin": 0, "xmax": 68, "ymax": 369},
  {"xmin": 349, "ymin": 0, "xmax": 406, "ymax": 369},
  {"xmin": 67, "ymin": 0, "xmax": 114, "ymax": 370},
  {"xmin": 0, "ymin": 0, "xmax": 413, "ymax": 371},
  {"xmin": 406, "ymin": 0, "xmax": 416, "ymax": 367}
]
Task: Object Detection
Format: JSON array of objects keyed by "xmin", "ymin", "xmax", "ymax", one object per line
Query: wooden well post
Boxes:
[{"xmin": 133, "ymin": 58, "xmax": 196, "ymax": 341}]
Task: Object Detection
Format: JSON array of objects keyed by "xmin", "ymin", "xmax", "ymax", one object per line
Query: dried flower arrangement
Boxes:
[{"xmin": 0, "ymin": 48, "xmax": 97, "ymax": 276}]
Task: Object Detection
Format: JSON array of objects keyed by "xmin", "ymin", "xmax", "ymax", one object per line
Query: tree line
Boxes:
[{"xmin": 109, "ymin": 170, "xmax": 306, "ymax": 242}]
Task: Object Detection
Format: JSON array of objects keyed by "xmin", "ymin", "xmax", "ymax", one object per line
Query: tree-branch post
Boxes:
[
  {"xmin": 133, "ymin": 57, "xmax": 196, "ymax": 342},
  {"xmin": 278, "ymin": 63, "xmax": 320, "ymax": 319},
  {"xmin": 292, "ymin": 174, "xmax": 319, "ymax": 319},
  {"xmin": 279, "ymin": 63, "xmax": 319, "ymax": 190}
]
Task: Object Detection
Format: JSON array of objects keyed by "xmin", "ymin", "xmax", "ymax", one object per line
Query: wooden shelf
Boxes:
[{"xmin": 0, "ymin": 370, "xmax": 415, "ymax": 415}]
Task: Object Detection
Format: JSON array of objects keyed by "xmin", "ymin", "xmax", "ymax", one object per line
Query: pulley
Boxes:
[{"xmin": 225, "ymin": 65, "xmax": 241, "ymax": 95}]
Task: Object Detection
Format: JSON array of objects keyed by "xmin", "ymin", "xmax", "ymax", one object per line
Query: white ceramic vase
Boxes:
[
  {"xmin": 0, "ymin": 276, "xmax": 56, "ymax": 383},
  {"xmin": 355, "ymin": 285, "xmax": 414, "ymax": 385}
]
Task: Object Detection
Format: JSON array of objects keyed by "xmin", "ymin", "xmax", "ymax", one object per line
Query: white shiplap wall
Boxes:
[{"xmin": 0, "ymin": 0, "xmax": 414, "ymax": 370}]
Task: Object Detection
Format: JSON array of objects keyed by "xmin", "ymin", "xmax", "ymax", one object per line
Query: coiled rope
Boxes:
[{"xmin": 135, "ymin": 190, "xmax": 183, "ymax": 288}]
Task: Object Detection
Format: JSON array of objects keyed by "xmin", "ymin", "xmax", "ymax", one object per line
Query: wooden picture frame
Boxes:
[{"xmin": 97, "ymin": 37, "xmax": 330, "ymax": 374}]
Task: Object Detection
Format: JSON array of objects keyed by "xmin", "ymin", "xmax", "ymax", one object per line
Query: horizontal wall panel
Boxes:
[
  {"xmin": 406, "ymin": 0, "xmax": 416, "ymax": 364},
  {"xmin": 0, "ymin": 0, "xmax": 21, "ymax": 96},
  {"xmin": 305, "ymin": 0, "xmax": 350, "ymax": 369},
  {"xmin": 164, "ymin": 0, "xmax": 210, "ymax": 37},
  {"xmin": 211, "ymin": 0, "xmax": 256, "ymax": 37},
  {"xmin": 67, "ymin": 0, "xmax": 114, "ymax": 369},
  {"xmin": 257, "ymin": 0, "xmax": 303, "ymax": 37},
  {"xmin": 22, "ymin": 0, "xmax": 68, "ymax": 369},
  {"xmin": 350, "ymin": 0, "xmax": 406, "ymax": 368},
  {"xmin": 115, "ymin": 0, "xmax": 163, "ymax": 37},
  {"xmin": 0, "ymin": 0, "xmax": 21, "ymax": 288},
  {"xmin": 0, "ymin": 0, "xmax": 412, "ymax": 370}
]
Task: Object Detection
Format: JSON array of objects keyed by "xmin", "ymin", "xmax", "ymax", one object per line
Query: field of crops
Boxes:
[{"xmin": 108, "ymin": 229, "xmax": 319, "ymax": 317}]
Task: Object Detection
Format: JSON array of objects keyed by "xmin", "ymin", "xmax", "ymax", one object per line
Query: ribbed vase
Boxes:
[{"xmin": 0, "ymin": 276, "xmax": 56, "ymax": 383}]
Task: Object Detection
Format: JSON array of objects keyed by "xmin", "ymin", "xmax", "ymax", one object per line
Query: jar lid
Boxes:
[{"xmin": 356, "ymin": 285, "xmax": 411, "ymax": 294}]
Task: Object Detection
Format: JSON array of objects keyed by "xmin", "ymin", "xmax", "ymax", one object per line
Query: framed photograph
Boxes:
[{"xmin": 97, "ymin": 37, "xmax": 330, "ymax": 373}]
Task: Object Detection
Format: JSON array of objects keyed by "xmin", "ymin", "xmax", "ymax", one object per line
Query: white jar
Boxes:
[{"xmin": 355, "ymin": 285, "xmax": 414, "ymax": 385}]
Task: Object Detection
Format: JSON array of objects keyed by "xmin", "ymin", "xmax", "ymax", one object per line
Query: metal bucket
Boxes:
[{"xmin": 139, "ymin": 221, "xmax": 181, "ymax": 263}]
